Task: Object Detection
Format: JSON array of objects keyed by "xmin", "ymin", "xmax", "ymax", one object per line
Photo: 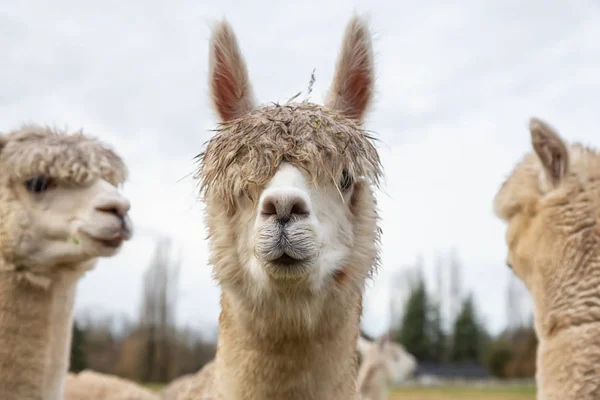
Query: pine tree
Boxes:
[
  {"xmin": 450, "ymin": 293, "xmax": 484, "ymax": 362},
  {"xmin": 397, "ymin": 277, "xmax": 430, "ymax": 361},
  {"xmin": 428, "ymin": 300, "xmax": 446, "ymax": 363},
  {"xmin": 69, "ymin": 320, "xmax": 88, "ymax": 372}
]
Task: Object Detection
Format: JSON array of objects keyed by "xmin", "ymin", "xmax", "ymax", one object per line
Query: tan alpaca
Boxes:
[
  {"xmin": 356, "ymin": 334, "xmax": 417, "ymax": 400},
  {"xmin": 159, "ymin": 361, "xmax": 215, "ymax": 400},
  {"xmin": 64, "ymin": 371, "xmax": 158, "ymax": 400},
  {"xmin": 170, "ymin": 14, "xmax": 381, "ymax": 400},
  {"xmin": 494, "ymin": 117, "xmax": 600, "ymax": 399},
  {"xmin": 0, "ymin": 125, "xmax": 133, "ymax": 400}
]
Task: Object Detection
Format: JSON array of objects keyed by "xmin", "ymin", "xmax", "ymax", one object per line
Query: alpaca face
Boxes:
[
  {"xmin": 0, "ymin": 126, "xmax": 132, "ymax": 274},
  {"xmin": 247, "ymin": 161, "xmax": 359, "ymax": 290},
  {"xmin": 197, "ymin": 17, "xmax": 381, "ymax": 297},
  {"xmin": 494, "ymin": 118, "xmax": 600, "ymax": 336}
]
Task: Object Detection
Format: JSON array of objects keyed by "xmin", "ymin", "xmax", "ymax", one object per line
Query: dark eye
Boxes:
[
  {"xmin": 506, "ymin": 260, "xmax": 513, "ymax": 269},
  {"xmin": 24, "ymin": 176, "xmax": 54, "ymax": 193},
  {"xmin": 340, "ymin": 169, "xmax": 354, "ymax": 191}
]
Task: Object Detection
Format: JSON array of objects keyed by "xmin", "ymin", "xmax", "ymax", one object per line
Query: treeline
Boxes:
[
  {"xmin": 386, "ymin": 252, "xmax": 537, "ymax": 379},
  {"xmin": 69, "ymin": 237, "xmax": 216, "ymax": 384},
  {"xmin": 69, "ymin": 240, "xmax": 537, "ymax": 383}
]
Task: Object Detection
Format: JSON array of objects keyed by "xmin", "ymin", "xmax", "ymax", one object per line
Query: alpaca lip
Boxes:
[
  {"xmin": 93, "ymin": 236, "xmax": 124, "ymax": 249},
  {"xmin": 273, "ymin": 253, "xmax": 302, "ymax": 266}
]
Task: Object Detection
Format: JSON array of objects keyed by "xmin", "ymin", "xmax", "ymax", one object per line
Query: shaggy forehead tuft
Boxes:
[
  {"xmin": 195, "ymin": 101, "xmax": 382, "ymax": 212},
  {"xmin": 0, "ymin": 125, "xmax": 127, "ymax": 186}
]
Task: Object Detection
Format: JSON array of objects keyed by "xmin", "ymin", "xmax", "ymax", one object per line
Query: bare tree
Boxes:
[
  {"xmin": 448, "ymin": 247, "xmax": 463, "ymax": 328},
  {"xmin": 388, "ymin": 254, "xmax": 426, "ymax": 334},
  {"xmin": 506, "ymin": 272, "xmax": 531, "ymax": 331},
  {"xmin": 138, "ymin": 236, "xmax": 182, "ymax": 382}
]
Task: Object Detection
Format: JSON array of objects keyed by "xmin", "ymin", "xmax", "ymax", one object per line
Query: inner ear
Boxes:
[
  {"xmin": 208, "ymin": 20, "xmax": 257, "ymax": 122},
  {"xmin": 325, "ymin": 15, "xmax": 374, "ymax": 122},
  {"xmin": 530, "ymin": 117, "xmax": 569, "ymax": 187}
]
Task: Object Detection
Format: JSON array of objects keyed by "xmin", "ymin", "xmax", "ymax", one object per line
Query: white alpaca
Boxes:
[
  {"xmin": 356, "ymin": 334, "xmax": 417, "ymax": 400},
  {"xmin": 168, "ymin": 14, "xmax": 382, "ymax": 400},
  {"xmin": 0, "ymin": 125, "xmax": 133, "ymax": 400},
  {"xmin": 65, "ymin": 371, "xmax": 158, "ymax": 400}
]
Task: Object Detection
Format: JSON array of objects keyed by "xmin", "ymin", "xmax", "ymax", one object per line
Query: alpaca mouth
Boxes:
[
  {"xmin": 273, "ymin": 253, "xmax": 303, "ymax": 266},
  {"xmin": 95, "ymin": 237, "xmax": 124, "ymax": 248}
]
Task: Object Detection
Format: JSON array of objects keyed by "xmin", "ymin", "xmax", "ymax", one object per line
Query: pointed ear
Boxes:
[
  {"xmin": 0, "ymin": 135, "xmax": 6, "ymax": 154},
  {"xmin": 357, "ymin": 336, "xmax": 372, "ymax": 355},
  {"xmin": 530, "ymin": 117, "xmax": 569, "ymax": 187},
  {"xmin": 325, "ymin": 15, "xmax": 374, "ymax": 122},
  {"xmin": 208, "ymin": 20, "xmax": 257, "ymax": 122},
  {"xmin": 376, "ymin": 333, "xmax": 390, "ymax": 350}
]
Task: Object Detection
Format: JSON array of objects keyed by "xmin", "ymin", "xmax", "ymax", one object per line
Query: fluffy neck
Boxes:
[
  {"xmin": 0, "ymin": 259, "xmax": 87, "ymax": 400},
  {"xmin": 532, "ymin": 253, "xmax": 600, "ymax": 399},
  {"xmin": 535, "ymin": 324, "xmax": 600, "ymax": 400},
  {"xmin": 213, "ymin": 282, "xmax": 363, "ymax": 400}
]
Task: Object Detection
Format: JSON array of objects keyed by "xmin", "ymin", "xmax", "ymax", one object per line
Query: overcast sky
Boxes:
[{"xmin": 2, "ymin": 0, "xmax": 600, "ymax": 338}]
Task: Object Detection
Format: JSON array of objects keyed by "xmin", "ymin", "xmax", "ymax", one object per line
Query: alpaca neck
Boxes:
[
  {"xmin": 531, "ymin": 254, "xmax": 600, "ymax": 399},
  {"xmin": 214, "ymin": 285, "xmax": 362, "ymax": 400},
  {"xmin": 0, "ymin": 258, "xmax": 88, "ymax": 400},
  {"xmin": 535, "ymin": 323, "xmax": 600, "ymax": 400}
]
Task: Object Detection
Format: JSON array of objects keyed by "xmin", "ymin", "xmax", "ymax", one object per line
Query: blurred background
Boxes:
[{"xmin": 2, "ymin": 0, "xmax": 600, "ymax": 398}]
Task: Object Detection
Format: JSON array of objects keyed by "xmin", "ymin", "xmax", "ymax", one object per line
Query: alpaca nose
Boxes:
[
  {"xmin": 96, "ymin": 196, "xmax": 131, "ymax": 220},
  {"xmin": 260, "ymin": 189, "xmax": 311, "ymax": 224}
]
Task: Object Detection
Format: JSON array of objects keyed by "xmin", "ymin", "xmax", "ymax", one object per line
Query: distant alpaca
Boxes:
[
  {"xmin": 0, "ymin": 125, "xmax": 133, "ymax": 400},
  {"xmin": 494, "ymin": 117, "xmax": 600, "ymax": 399},
  {"xmin": 159, "ymin": 361, "xmax": 215, "ymax": 400},
  {"xmin": 356, "ymin": 334, "xmax": 417, "ymax": 400},
  {"xmin": 64, "ymin": 371, "xmax": 158, "ymax": 400},
  {"xmin": 173, "ymin": 14, "xmax": 382, "ymax": 400}
]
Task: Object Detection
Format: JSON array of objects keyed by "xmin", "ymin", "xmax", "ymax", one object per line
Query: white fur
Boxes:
[{"xmin": 249, "ymin": 162, "xmax": 354, "ymax": 292}]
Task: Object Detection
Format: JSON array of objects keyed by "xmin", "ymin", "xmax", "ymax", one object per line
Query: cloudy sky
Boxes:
[{"xmin": 2, "ymin": 0, "xmax": 599, "ymax": 338}]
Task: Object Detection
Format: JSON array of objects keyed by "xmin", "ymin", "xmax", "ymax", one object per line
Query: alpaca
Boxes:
[
  {"xmin": 158, "ymin": 361, "xmax": 216, "ymax": 400},
  {"xmin": 356, "ymin": 334, "xmax": 417, "ymax": 400},
  {"xmin": 494, "ymin": 117, "xmax": 600, "ymax": 399},
  {"xmin": 0, "ymin": 125, "xmax": 133, "ymax": 400},
  {"xmin": 64, "ymin": 371, "xmax": 158, "ymax": 400},
  {"xmin": 175, "ymin": 14, "xmax": 382, "ymax": 400}
]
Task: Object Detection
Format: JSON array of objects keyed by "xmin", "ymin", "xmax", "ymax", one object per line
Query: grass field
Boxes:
[
  {"xmin": 144, "ymin": 383, "xmax": 537, "ymax": 399},
  {"xmin": 388, "ymin": 386, "xmax": 536, "ymax": 399}
]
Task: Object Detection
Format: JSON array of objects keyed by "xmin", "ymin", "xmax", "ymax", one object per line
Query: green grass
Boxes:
[
  {"xmin": 142, "ymin": 382, "xmax": 537, "ymax": 398},
  {"xmin": 143, "ymin": 382, "xmax": 166, "ymax": 392},
  {"xmin": 390, "ymin": 385, "xmax": 536, "ymax": 399}
]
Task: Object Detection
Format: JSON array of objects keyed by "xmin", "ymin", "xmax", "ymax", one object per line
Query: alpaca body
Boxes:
[
  {"xmin": 0, "ymin": 125, "xmax": 132, "ymax": 399},
  {"xmin": 494, "ymin": 118, "xmax": 600, "ymax": 399},
  {"xmin": 356, "ymin": 335, "xmax": 417, "ymax": 400},
  {"xmin": 64, "ymin": 370, "xmax": 158, "ymax": 400},
  {"xmin": 178, "ymin": 14, "xmax": 382, "ymax": 400}
]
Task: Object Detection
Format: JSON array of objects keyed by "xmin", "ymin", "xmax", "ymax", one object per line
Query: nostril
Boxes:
[
  {"xmin": 261, "ymin": 199, "xmax": 277, "ymax": 217},
  {"xmin": 290, "ymin": 201, "xmax": 309, "ymax": 216},
  {"xmin": 97, "ymin": 203, "xmax": 128, "ymax": 218},
  {"xmin": 260, "ymin": 192, "xmax": 310, "ymax": 222}
]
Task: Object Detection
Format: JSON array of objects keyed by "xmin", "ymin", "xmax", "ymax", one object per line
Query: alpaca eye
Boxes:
[
  {"xmin": 24, "ymin": 176, "xmax": 54, "ymax": 193},
  {"xmin": 340, "ymin": 169, "xmax": 354, "ymax": 191}
]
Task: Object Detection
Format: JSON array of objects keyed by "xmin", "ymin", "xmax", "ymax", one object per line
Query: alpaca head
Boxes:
[
  {"xmin": 494, "ymin": 118, "xmax": 600, "ymax": 333},
  {"xmin": 0, "ymin": 125, "xmax": 132, "ymax": 284},
  {"xmin": 357, "ymin": 335, "xmax": 417, "ymax": 385},
  {"xmin": 196, "ymin": 16, "xmax": 381, "ymax": 320}
]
